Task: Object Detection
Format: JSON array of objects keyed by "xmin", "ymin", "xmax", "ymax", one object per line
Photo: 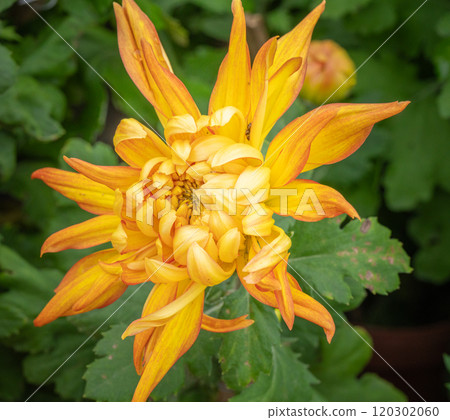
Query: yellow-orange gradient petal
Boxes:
[
  {"xmin": 115, "ymin": 0, "xmax": 199, "ymax": 125},
  {"xmin": 34, "ymin": 252, "xmax": 126, "ymax": 326},
  {"xmin": 265, "ymin": 105, "xmax": 339, "ymax": 187},
  {"xmin": 209, "ymin": 0, "xmax": 250, "ymax": 117},
  {"xmin": 272, "ymin": 260, "xmax": 295, "ymax": 330},
  {"xmin": 290, "ymin": 276, "xmax": 335, "ymax": 343},
  {"xmin": 131, "ymin": 292, "xmax": 204, "ymax": 401},
  {"xmin": 63, "ymin": 157, "xmax": 140, "ymax": 191},
  {"xmin": 266, "ymin": 179, "xmax": 359, "ymax": 222},
  {"xmin": 237, "ymin": 257, "xmax": 334, "ymax": 341},
  {"xmin": 113, "ymin": 118, "xmax": 171, "ymax": 168},
  {"xmin": 201, "ymin": 314, "xmax": 254, "ymax": 332},
  {"xmin": 133, "ymin": 283, "xmax": 178, "ymax": 374},
  {"xmin": 302, "ymin": 101, "xmax": 410, "ymax": 172},
  {"xmin": 41, "ymin": 215, "xmax": 120, "ymax": 256},
  {"xmin": 254, "ymin": 1, "xmax": 325, "ymax": 139},
  {"xmin": 140, "ymin": 40, "xmax": 201, "ymax": 123},
  {"xmin": 32, "ymin": 168, "xmax": 115, "ymax": 215}
]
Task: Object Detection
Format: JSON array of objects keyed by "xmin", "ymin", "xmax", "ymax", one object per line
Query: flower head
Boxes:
[
  {"xmin": 301, "ymin": 39, "xmax": 357, "ymax": 104},
  {"xmin": 32, "ymin": 0, "xmax": 408, "ymax": 401}
]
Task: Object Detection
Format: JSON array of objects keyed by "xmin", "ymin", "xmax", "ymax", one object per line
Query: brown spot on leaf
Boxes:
[
  {"xmin": 365, "ymin": 270, "xmax": 374, "ymax": 281},
  {"xmin": 360, "ymin": 219, "xmax": 371, "ymax": 233}
]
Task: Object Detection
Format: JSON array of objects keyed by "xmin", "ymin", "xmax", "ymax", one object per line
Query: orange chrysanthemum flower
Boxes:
[{"xmin": 32, "ymin": 0, "xmax": 408, "ymax": 401}]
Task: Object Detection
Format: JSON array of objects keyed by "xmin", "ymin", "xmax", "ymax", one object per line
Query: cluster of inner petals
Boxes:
[{"xmin": 112, "ymin": 106, "xmax": 291, "ymax": 291}]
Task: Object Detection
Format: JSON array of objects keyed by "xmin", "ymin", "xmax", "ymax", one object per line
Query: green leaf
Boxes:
[
  {"xmin": 23, "ymin": 329, "xmax": 95, "ymax": 401},
  {"xmin": 312, "ymin": 326, "xmax": 406, "ymax": 402},
  {"xmin": 58, "ymin": 137, "xmax": 118, "ymax": 169},
  {"xmin": 408, "ymin": 192, "xmax": 450, "ymax": 284},
  {"xmin": 0, "ymin": 44, "xmax": 17, "ymax": 94},
  {"xmin": 289, "ymin": 217, "xmax": 411, "ymax": 305},
  {"xmin": 437, "ymin": 78, "xmax": 450, "ymax": 119},
  {"xmin": 231, "ymin": 344, "xmax": 317, "ymax": 401},
  {"xmin": 313, "ymin": 326, "xmax": 372, "ymax": 380},
  {"xmin": 0, "ymin": 132, "xmax": 16, "ymax": 182},
  {"xmin": 323, "ymin": 0, "xmax": 373, "ymax": 19},
  {"xmin": 317, "ymin": 373, "xmax": 407, "ymax": 402},
  {"xmin": 437, "ymin": 13, "xmax": 450, "ymax": 37},
  {"xmin": 346, "ymin": 0, "xmax": 396, "ymax": 35},
  {"xmin": 0, "ymin": 345, "xmax": 25, "ymax": 401},
  {"xmin": 185, "ymin": 329, "xmax": 221, "ymax": 379},
  {"xmin": 218, "ymin": 287, "xmax": 281, "ymax": 391},
  {"xmin": 384, "ymin": 99, "xmax": 450, "ymax": 210},
  {"xmin": 0, "ymin": 0, "xmax": 16, "ymax": 13},
  {"xmin": 84, "ymin": 323, "xmax": 139, "ymax": 401},
  {"xmin": 0, "ymin": 76, "xmax": 65, "ymax": 142}
]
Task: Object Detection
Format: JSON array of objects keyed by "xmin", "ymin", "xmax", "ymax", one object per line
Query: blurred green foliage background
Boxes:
[{"xmin": 0, "ymin": 0, "xmax": 449, "ymax": 402}]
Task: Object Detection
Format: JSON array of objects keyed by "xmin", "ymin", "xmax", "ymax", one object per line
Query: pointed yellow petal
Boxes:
[
  {"xmin": 63, "ymin": 157, "xmax": 140, "ymax": 191},
  {"xmin": 41, "ymin": 215, "xmax": 120, "ymax": 256},
  {"xmin": 290, "ymin": 277, "xmax": 335, "ymax": 343},
  {"xmin": 115, "ymin": 0, "xmax": 199, "ymax": 125},
  {"xmin": 133, "ymin": 283, "xmax": 178, "ymax": 374},
  {"xmin": 251, "ymin": 1, "xmax": 325, "ymax": 142},
  {"xmin": 209, "ymin": 0, "xmax": 250, "ymax": 117},
  {"xmin": 265, "ymin": 103, "xmax": 338, "ymax": 187},
  {"xmin": 302, "ymin": 101, "xmax": 410, "ymax": 172},
  {"xmin": 273, "ymin": 260, "xmax": 295, "ymax": 330},
  {"xmin": 53, "ymin": 249, "xmax": 118, "ymax": 293},
  {"xmin": 122, "ymin": 282, "xmax": 205, "ymax": 337},
  {"xmin": 201, "ymin": 314, "xmax": 254, "ymax": 332},
  {"xmin": 34, "ymin": 256, "xmax": 124, "ymax": 326},
  {"xmin": 113, "ymin": 118, "xmax": 171, "ymax": 168},
  {"xmin": 269, "ymin": 2, "xmax": 324, "ymax": 102},
  {"xmin": 32, "ymin": 168, "xmax": 115, "ymax": 215},
  {"xmin": 141, "ymin": 39, "xmax": 201, "ymax": 123},
  {"xmin": 266, "ymin": 179, "xmax": 359, "ymax": 222},
  {"xmin": 131, "ymin": 292, "xmax": 204, "ymax": 402}
]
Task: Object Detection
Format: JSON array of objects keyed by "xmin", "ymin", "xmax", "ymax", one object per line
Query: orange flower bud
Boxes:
[{"xmin": 301, "ymin": 40, "xmax": 356, "ymax": 104}]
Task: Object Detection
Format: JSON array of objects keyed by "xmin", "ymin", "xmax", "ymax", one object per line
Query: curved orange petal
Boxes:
[
  {"xmin": 290, "ymin": 276, "xmax": 335, "ymax": 343},
  {"xmin": 302, "ymin": 101, "xmax": 410, "ymax": 172},
  {"xmin": 41, "ymin": 215, "xmax": 120, "ymax": 256},
  {"xmin": 266, "ymin": 179, "xmax": 359, "ymax": 222},
  {"xmin": 140, "ymin": 39, "xmax": 201, "ymax": 123},
  {"xmin": 265, "ymin": 105, "xmax": 339, "ymax": 187},
  {"xmin": 201, "ymin": 314, "xmax": 254, "ymax": 332},
  {"xmin": 133, "ymin": 283, "xmax": 179, "ymax": 374},
  {"xmin": 54, "ymin": 249, "xmax": 118, "ymax": 292},
  {"xmin": 273, "ymin": 260, "xmax": 295, "ymax": 330},
  {"xmin": 237, "ymin": 256, "xmax": 334, "ymax": 342},
  {"xmin": 34, "ymin": 258, "xmax": 125, "ymax": 326},
  {"xmin": 254, "ymin": 1, "xmax": 324, "ymax": 138},
  {"xmin": 209, "ymin": 0, "xmax": 251, "ymax": 118},
  {"xmin": 113, "ymin": 118, "xmax": 171, "ymax": 168},
  {"xmin": 115, "ymin": 0, "xmax": 199, "ymax": 125},
  {"xmin": 131, "ymin": 292, "xmax": 204, "ymax": 401},
  {"xmin": 32, "ymin": 168, "xmax": 115, "ymax": 215},
  {"xmin": 63, "ymin": 157, "xmax": 140, "ymax": 191}
]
